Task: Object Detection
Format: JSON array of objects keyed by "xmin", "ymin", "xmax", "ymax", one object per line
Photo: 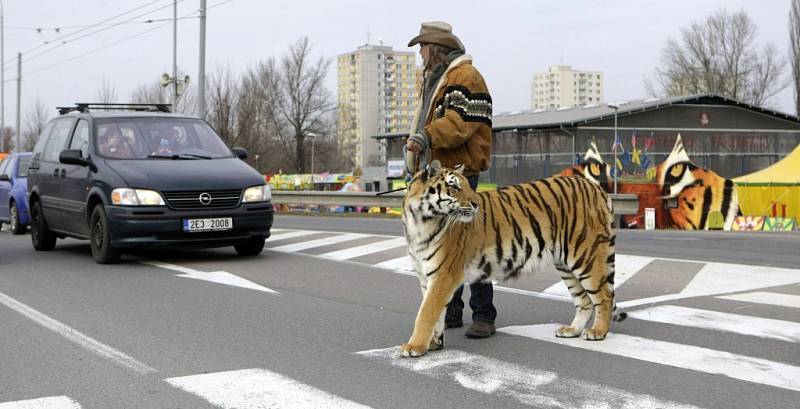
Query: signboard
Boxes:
[
  {"xmin": 387, "ymin": 160, "xmax": 404, "ymax": 178},
  {"xmin": 645, "ymin": 208, "xmax": 655, "ymax": 230}
]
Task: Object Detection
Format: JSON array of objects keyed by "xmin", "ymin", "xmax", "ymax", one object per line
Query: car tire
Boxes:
[
  {"xmin": 10, "ymin": 201, "xmax": 25, "ymax": 235},
  {"xmin": 234, "ymin": 236, "xmax": 265, "ymax": 256},
  {"xmin": 30, "ymin": 200, "xmax": 57, "ymax": 250},
  {"xmin": 90, "ymin": 204, "xmax": 122, "ymax": 264}
]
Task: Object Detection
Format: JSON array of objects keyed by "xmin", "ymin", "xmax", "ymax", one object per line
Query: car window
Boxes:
[
  {"xmin": 17, "ymin": 156, "xmax": 31, "ymax": 178},
  {"xmin": 0, "ymin": 157, "xmax": 8, "ymax": 176},
  {"xmin": 69, "ymin": 119, "xmax": 90, "ymax": 158},
  {"xmin": 32, "ymin": 121, "xmax": 56, "ymax": 161},
  {"xmin": 43, "ymin": 119, "xmax": 75, "ymax": 162},
  {"xmin": 95, "ymin": 117, "xmax": 233, "ymax": 159}
]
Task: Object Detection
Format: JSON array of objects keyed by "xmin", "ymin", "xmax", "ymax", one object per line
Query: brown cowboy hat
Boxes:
[{"xmin": 407, "ymin": 21, "xmax": 464, "ymax": 51}]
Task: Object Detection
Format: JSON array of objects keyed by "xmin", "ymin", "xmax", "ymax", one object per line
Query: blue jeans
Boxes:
[{"xmin": 445, "ymin": 175, "xmax": 497, "ymax": 323}]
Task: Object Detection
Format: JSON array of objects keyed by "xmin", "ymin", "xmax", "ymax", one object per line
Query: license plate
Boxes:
[{"xmin": 183, "ymin": 217, "xmax": 233, "ymax": 232}]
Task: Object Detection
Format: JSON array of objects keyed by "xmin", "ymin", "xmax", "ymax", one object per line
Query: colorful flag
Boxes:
[
  {"xmin": 621, "ymin": 150, "xmax": 632, "ymax": 169},
  {"xmin": 631, "ymin": 147, "xmax": 641, "ymax": 166},
  {"xmin": 640, "ymin": 152, "xmax": 651, "ymax": 169},
  {"xmin": 575, "ymin": 153, "xmax": 581, "ymax": 165},
  {"xmin": 645, "ymin": 131, "xmax": 655, "ymax": 151},
  {"xmin": 613, "ymin": 134, "xmax": 622, "ymax": 151},
  {"xmin": 631, "ymin": 130, "xmax": 637, "ymax": 150}
]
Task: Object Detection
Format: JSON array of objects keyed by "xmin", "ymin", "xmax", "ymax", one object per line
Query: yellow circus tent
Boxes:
[{"xmin": 734, "ymin": 144, "xmax": 800, "ymax": 222}]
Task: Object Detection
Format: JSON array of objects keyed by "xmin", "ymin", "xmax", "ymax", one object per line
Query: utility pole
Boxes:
[
  {"xmin": 198, "ymin": 0, "xmax": 206, "ymax": 119},
  {"xmin": 171, "ymin": 0, "xmax": 178, "ymax": 112},
  {"xmin": 15, "ymin": 52, "xmax": 20, "ymax": 153},
  {"xmin": 1, "ymin": 1, "xmax": 4, "ymax": 152}
]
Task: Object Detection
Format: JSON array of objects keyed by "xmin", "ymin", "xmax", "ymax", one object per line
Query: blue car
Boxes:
[{"xmin": 0, "ymin": 152, "xmax": 32, "ymax": 234}]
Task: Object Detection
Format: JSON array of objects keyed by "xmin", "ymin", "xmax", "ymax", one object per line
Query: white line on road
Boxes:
[
  {"xmin": 320, "ymin": 237, "xmax": 407, "ymax": 260},
  {"xmin": 356, "ymin": 347, "xmax": 702, "ymax": 409},
  {"xmin": 165, "ymin": 368, "xmax": 373, "ymax": 409},
  {"xmin": 499, "ymin": 323, "xmax": 800, "ymax": 392},
  {"xmin": 0, "ymin": 291, "xmax": 156, "ymax": 374},
  {"xmin": 717, "ymin": 291, "xmax": 800, "ymax": 309},
  {"xmin": 0, "ymin": 396, "xmax": 82, "ymax": 409},
  {"xmin": 628, "ymin": 305, "xmax": 800, "ymax": 343},
  {"xmin": 141, "ymin": 261, "xmax": 280, "ymax": 294},
  {"xmin": 268, "ymin": 233, "xmax": 370, "ymax": 252},
  {"xmin": 544, "ymin": 254, "xmax": 655, "ymax": 297},
  {"xmin": 267, "ymin": 230, "xmax": 321, "ymax": 241}
]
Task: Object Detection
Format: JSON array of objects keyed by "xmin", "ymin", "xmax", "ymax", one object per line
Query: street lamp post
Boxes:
[
  {"xmin": 607, "ymin": 102, "xmax": 620, "ymax": 194},
  {"xmin": 307, "ymin": 132, "xmax": 317, "ymax": 189}
]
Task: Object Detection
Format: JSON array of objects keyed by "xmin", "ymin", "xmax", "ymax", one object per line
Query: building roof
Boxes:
[
  {"xmin": 492, "ymin": 94, "xmax": 799, "ymax": 131},
  {"xmin": 373, "ymin": 94, "xmax": 800, "ymax": 140}
]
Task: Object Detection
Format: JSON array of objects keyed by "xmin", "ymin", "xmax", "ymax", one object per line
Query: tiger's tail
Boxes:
[{"xmin": 605, "ymin": 192, "xmax": 627, "ymax": 322}]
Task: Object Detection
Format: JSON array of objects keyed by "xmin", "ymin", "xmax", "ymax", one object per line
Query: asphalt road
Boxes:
[{"xmin": 1, "ymin": 216, "xmax": 799, "ymax": 408}]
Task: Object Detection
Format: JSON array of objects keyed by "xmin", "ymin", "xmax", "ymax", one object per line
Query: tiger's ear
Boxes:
[
  {"xmin": 453, "ymin": 164, "xmax": 465, "ymax": 174},
  {"xmin": 427, "ymin": 160, "xmax": 442, "ymax": 177}
]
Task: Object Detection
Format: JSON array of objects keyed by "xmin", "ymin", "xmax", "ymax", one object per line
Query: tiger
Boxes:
[
  {"xmin": 557, "ymin": 141, "xmax": 613, "ymax": 192},
  {"xmin": 399, "ymin": 159, "xmax": 619, "ymax": 358},
  {"xmin": 657, "ymin": 134, "xmax": 739, "ymax": 230}
]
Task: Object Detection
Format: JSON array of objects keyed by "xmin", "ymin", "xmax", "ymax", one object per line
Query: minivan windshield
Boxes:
[{"xmin": 94, "ymin": 117, "xmax": 233, "ymax": 160}]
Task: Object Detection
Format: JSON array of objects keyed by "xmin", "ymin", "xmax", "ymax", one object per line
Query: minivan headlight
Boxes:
[
  {"xmin": 242, "ymin": 184, "xmax": 271, "ymax": 203},
  {"xmin": 111, "ymin": 188, "xmax": 165, "ymax": 206}
]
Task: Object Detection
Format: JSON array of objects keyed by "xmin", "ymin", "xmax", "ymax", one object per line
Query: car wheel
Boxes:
[
  {"xmin": 90, "ymin": 204, "xmax": 122, "ymax": 264},
  {"xmin": 10, "ymin": 201, "xmax": 25, "ymax": 235},
  {"xmin": 234, "ymin": 236, "xmax": 266, "ymax": 256},
  {"xmin": 30, "ymin": 200, "xmax": 57, "ymax": 250}
]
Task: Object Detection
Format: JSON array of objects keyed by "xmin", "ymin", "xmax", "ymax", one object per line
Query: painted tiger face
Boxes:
[
  {"xmin": 657, "ymin": 136, "xmax": 697, "ymax": 199},
  {"xmin": 557, "ymin": 142, "xmax": 611, "ymax": 192},
  {"xmin": 407, "ymin": 160, "xmax": 480, "ymax": 222}
]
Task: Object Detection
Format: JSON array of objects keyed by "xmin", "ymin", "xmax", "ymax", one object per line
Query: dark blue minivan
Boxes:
[{"xmin": 27, "ymin": 103, "xmax": 273, "ymax": 264}]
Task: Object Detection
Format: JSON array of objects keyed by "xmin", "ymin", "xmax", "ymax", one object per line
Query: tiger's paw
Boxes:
[
  {"xmin": 399, "ymin": 342, "xmax": 429, "ymax": 358},
  {"xmin": 582, "ymin": 328, "xmax": 608, "ymax": 341},
  {"xmin": 555, "ymin": 326, "xmax": 582, "ymax": 338},
  {"xmin": 428, "ymin": 332, "xmax": 444, "ymax": 351}
]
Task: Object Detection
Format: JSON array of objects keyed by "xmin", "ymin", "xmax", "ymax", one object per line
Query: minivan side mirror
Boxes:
[
  {"xmin": 0, "ymin": 174, "xmax": 9, "ymax": 182},
  {"xmin": 232, "ymin": 147, "xmax": 248, "ymax": 160},
  {"xmin": 59, "ymin": 149, "xmax": 90, "ymax": 167}
]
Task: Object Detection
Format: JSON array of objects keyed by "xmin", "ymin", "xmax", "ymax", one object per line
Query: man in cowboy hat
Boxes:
[{"xmin": 405, "ymin": 21, "xmax": 496, "ymax": 339}]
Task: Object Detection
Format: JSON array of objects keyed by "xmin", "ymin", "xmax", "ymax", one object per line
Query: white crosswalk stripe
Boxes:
[
  {"xmin": 499, "ymin": 323, "xmax": 800, "ymax": 393},
  {"xmin": 0, "ymin": 396, "xmax": 82, "ymax": 409},
  {"xmin": 320, "ymin": 237, "xmax": 407, "ymax": 260},
  {"xmin": 627, "ymin": 305, "xmax": 800, "ymax": 343},
  {"xmin": 268, "ymin": 233, "xmax": 369, "ymax": 252},
  {"xmin": 544, "ymin": 254, "xmax": 655, "ymax": 296},
  {"xmin": 267, "ymin": 229, "xmax": 322, "ymax": 241},
  {"xmin": 356, "ymin": 347, "xmax": 703, "ymax": 408},
  {"xmin": 717, "ymin": 291, "xmax": 800, "ymax": 309},
  {"xmin": 165, "ymin": 368, "xmax": 372, "ymax": 409}
]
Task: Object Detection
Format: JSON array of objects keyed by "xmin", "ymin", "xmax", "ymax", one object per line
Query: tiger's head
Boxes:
[
  {"xmin": 657, "ymin": 134, "xmax": 698, "ymax": 199},
  {"xmin": 558, "ymin": 142, "xmax": 612, "ymax": 191},
  {"xmin": 405, "ymin": 160, "xmax": 480, "ymax": 223}
]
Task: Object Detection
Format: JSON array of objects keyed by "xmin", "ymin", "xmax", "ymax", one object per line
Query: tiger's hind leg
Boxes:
[{"xmin": 555, "ymin": 271, "xmax": 594, "ymax": 338}]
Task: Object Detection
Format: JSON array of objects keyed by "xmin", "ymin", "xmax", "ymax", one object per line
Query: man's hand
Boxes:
[{"xmin": 406, "ymin": 132, "xmax": 429, "ymax": 155}]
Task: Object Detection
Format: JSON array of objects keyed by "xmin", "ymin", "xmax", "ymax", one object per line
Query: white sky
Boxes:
[{"xmin": 2, "ymin": 0, "xmax": 796, "ymax": 135}]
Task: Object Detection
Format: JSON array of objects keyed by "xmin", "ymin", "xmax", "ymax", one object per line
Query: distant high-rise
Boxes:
[
  {"xmin": 337, "ymin": 43, "xmax": 420, "ymax": 169},
  {"xmin": 531, "ymin": 65, "xmax": 603, "ymax": 110}
]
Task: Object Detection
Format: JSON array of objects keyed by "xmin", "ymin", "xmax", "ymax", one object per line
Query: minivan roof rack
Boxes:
[{"xmin": 57, "ymin": 103, "xmax": 172, "ymax": 115}]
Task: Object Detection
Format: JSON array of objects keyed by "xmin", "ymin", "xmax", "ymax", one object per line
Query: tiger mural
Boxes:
[
  {"xmin": 557, "ymin": 142, "xmax": 612, "ymax": 192},
  {"xmin": 399, "ymin": 160, "xmax": 620, "ymax": 358},
  {"xmin": 657, "ymin": 134, "xmax": 739, "ymax": 230}
]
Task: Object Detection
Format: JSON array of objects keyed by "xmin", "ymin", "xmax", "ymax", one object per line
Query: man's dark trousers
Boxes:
[{"xmin": 445, "ymin": 175, "xmax": 497, "ymax": 324}]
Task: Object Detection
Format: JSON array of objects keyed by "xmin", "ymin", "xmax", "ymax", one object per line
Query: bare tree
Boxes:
[
  {"xmin": 1, "ymin": 127, "xmax": 14, "ymax": 152},
  {"xmin": 22, "ymin": 98, "xmax": 52, "ymax": 151},
  {"xmin": 130, "ymin": 81, "xmax": 166, "ymax": 104},
  {"xmin": 791, "ymin": 0, "xmax": 800, "ymax": 114},
  {"xmin": 95, "ymin": 78, "xmax": 118, "ymax": 104},
  {"xmin": 648, "ymin": 8, "xmax": 787, "ymax": 107},
  {"xmin": 273, "ymin": 37, "xmax": 335, "ymax": 173}
]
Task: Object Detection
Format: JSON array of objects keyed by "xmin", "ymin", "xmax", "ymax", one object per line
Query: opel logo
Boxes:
[{"xmin": 198, "ymin": 192, "xmax": 212, "ymax": 205}]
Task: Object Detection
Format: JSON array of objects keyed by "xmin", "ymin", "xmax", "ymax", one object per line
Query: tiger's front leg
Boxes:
[{"xmin": 400, "ymin": 271, "xmax": 462, "ymax": 358}]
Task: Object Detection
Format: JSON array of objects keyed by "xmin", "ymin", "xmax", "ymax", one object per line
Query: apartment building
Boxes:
[
  {"xmin": 531, "ymin": 65, "xmax": 603, "ymax": 110},
  {"xmin": 337, "ymin": 43, "xmax": 420, "ymax": 169}
]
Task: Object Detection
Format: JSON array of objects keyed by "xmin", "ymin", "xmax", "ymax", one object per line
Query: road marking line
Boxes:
[
  {"xmin": 165, "ymin": 368, "xmax": 372, "ymax": 409},
  {"xmin": 319, "ymin": 237, "xmax": 407, "ymax": 260},
  {"xmin": 717, "ymin": 291, "xmax": 800, "ymax": 309},
  {"xmin": 267, "ymin": 230, "xmax": 321, "ymax": 241},
  {"xmin": 141, "ymin": 261, "xmax": 279, "ymax": 294},
  {"xmin": 0, "ymin": 396, "xmax": 82, "ymax": 409},
  {"xmin": 544, "ymin": 254, "xmax": 655, "ymax": 297},
  {"xmin": 0, "ymin": 291, "xmax": 156, "ymax": 374},
  {"xmin": 356, "ymin": 347, "xmax": 702, "ymax": 408},
  {"xmin": 628, "ymin": 305, "xmax": 800, "ymax": 342},
  {"xmin": 680, "ymin": 262, "xmax": 800, "ymax": 297},
  {"xmin": 268, "ymin": 233, "xmax": 370, "ymax": 252},
  {"xmin": 499, "ymin": 323, "xmax": 800, "ymax": 392},
  {"xmin": 373, "ymin": 255, "xmax": 414, "ymax": 274}
]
